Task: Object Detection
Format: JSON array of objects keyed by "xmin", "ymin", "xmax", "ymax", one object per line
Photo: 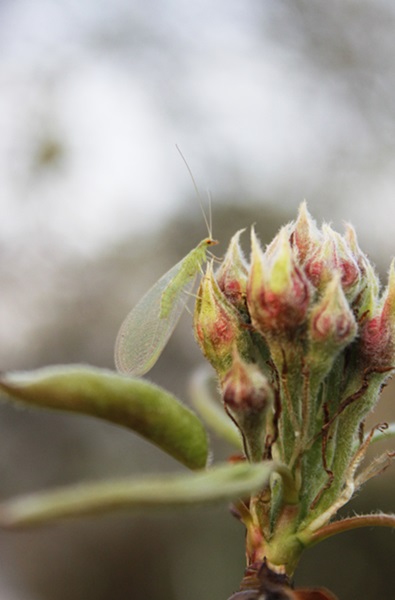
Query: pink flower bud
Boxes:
[
  {"xmin": 304, "ymin": 225, "xmax": 360, "ymax": 300},
  {"xmin": 344, "ymin": 223, "xmax": 380, "ymax": 320},
  {"xmin": 309, "ymin": 275, "xmax": 357, "ymax": 348},
  {"xmin": 223, "ymin": 351, "xmax": 272, "ymax": 413},
  {"xmin": 359, "ymin": 261, "xmax": 395, "ymax": 368},
  {"xmin": 291, "ymin": 201, "xmax": 322, "ymax": 264},
  {"xmin": 216, "ymin": 229, "xmax": 249, "ymax": 311},
  {"xmin": 194, "ymin": 262, "xmax": 252, "ymax": 378},
  {"xmin": 222, "ymin": 350, "xmax": 273, "ymax": 461},
  {"xmin": 247, "ymin": 227, "xmax": 310, "ymax": 336}
]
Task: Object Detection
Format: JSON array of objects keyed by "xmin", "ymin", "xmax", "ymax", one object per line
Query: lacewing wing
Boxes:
[{"xmin": 114, "ymin": 237, "xmax": 218, "ymax": 376}]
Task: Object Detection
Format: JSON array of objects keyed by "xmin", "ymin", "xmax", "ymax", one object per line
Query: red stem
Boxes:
[{"xmin": 309, "ymin": 513, "xmax": 395, "ymax": 545}]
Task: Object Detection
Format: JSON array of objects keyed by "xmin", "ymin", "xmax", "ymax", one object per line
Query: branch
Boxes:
[{"xmin": 307, "ymin": 513, "xmax": 395, "ymax": 546}]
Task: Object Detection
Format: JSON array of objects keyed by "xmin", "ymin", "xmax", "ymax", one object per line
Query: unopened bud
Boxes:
[
  {"xmin": 310, "ymin": 275, "xmax": 357, "ymax": 346},
  {"xmin": 359, "ymin": 260, "xmax": 395, "ymax": 369},
  {"xmin": 304, "ymin": 224, "xmax": 360, "ymax": 300},
  {"xmin": 344, "ymin": 223, "xmax": 380, "ymax": 320},
  {"xmin": 194, "ymin": 262, "xmax": 252, "ymax": 378},
  {"xmin": 216, "ymin": 229, "xmax": 249, "ymax": 312},
  {"xmin": 308, "ymin": 275, "xmax": 357, "ymax": 376},
  {"xmin": 291, "ymin": 201, "xmax": 321, "ymax": 264},
  {"xmin": 222, "ymin": 350, "xmax": 273, "ymax": 462},
  {"xmin": 247, "ymin": 227, "xmax": 310, "ymax": 336}
]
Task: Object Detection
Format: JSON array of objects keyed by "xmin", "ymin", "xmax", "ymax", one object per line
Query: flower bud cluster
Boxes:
[{"xmin": 194, "ymin": 202, "xmax": 395, "ymax": 533}]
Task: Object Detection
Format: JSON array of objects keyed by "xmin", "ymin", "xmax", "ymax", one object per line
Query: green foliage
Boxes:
[
  {"xmin": 0, "ymin": 365, "xmax": 208, "ymax": 470},
  {"xmin": 0, "ymin": 462, "xmax": 278, "ymax": 527}
]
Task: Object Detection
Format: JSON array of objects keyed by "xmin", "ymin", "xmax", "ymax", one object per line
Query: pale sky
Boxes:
[{"xmin": 1, "ymin": 0, "xmax": 395, "ymax": 257}]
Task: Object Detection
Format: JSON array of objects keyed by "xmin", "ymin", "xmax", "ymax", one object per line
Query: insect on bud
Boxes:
[
  {"xmin": 216, "ymin": 229, "xmax": 249, "ymax": 312},
  {"xmin": 194, "ymin": 262, "xmax": 251, "ymax": 378},
  {"xmin": 247, "ymin": 227, "xmax": 310, "ymax": 336},
  {"xmin": 222, "ymin": 350, "xmax": 273, "ymax": 462}
]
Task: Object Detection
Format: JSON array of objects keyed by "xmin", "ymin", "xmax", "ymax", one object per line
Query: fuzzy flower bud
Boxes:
[
  {"xmin": 344, "ymin": 223, "xmax": 380, "ymax": 320},
  {"xmin": 291, "ymin": 201, "xmax": 322, "ymax": 264},
  {"xmin": 310, "ymin": 275, "xmax": 357, "ymax": 346},
  {"xmin": 222, "ymin": 349, "xmax": 273, "ymax": 462},
  {"xmin": 308, "ymin": 274, "xmax": 357, "ymax": 376},
  {"xmin": 216, "ymin": 229, "xmax": 249, "ymax": 312},
  {"xmin": 359, "ymin": 260, "xmax": 395, "ymax": 369},
  {"xmin": 304, "ymin": 224, "xmax": 360, "ymax": 300},
  {"xmin": 247, "ymin": 226, "xmax": 310, "ymax": 336},
  {"xmin": 194, "ymin": 262, "xmax": 252, "ymax": 379}
]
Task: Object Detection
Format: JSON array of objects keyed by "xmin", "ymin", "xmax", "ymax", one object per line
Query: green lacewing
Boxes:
[
  {"xmin": 115, "ymin": 148, "xmax": 218, "ymax": 377},
  {"xmin": 114, "ymin": 236, "xmax": 218, "ymax": 376}
]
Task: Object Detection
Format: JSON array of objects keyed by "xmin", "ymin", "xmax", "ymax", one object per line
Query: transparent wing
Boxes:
[{"xmin": 114, "ymin": 260, "xmax": 197, "ymax": 377}]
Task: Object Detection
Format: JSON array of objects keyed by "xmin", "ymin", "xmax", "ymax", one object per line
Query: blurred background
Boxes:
[{"xmin": 0, "ymin": 1, "xmax": 394, "ymax": 599}]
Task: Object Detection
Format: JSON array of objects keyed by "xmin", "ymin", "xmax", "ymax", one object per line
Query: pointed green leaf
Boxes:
[
  {"xmin": 0, "ymin": 461, "xmax": 279, "ymax": 527},
  {"xmin": 0, "ymin": 365, "xmax": 208, "ymax": 470}
]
